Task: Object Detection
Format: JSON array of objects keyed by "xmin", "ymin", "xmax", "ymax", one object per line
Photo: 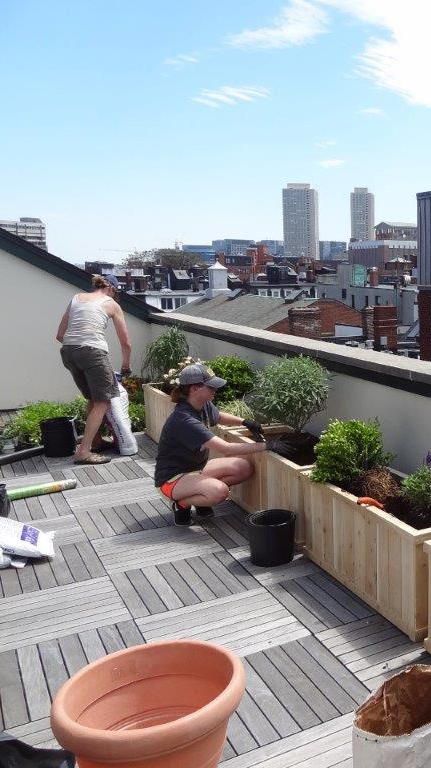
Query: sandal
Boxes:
[{"xmin": 74, "ymin": 453, "xmax": 111, "ymax": 465}]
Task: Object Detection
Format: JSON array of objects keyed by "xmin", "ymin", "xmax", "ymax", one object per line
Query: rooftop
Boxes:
[{"xmin": 2, "ymin": 435, "xmax": 429, "ymax": 766}]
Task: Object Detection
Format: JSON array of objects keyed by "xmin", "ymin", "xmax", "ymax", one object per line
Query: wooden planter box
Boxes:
[
  {"xmin": 143, "ymin": 385, "xmax": 174, "ymax": 443},
  {"xmin": 301, "ymin": 471, "xmax": 430, "ymax": 641},
  {"xmin": 424, "ymin": 541, "xmax": 431, "ymax": 652},
  {"xmin": 221, "ymin": 426, "xmax": 313, "ymax": 544}
]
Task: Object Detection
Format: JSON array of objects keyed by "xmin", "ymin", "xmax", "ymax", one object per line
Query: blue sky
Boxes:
[{"xmin": 1, "ymin": 0, "xmax": 430, "ymax": 263}]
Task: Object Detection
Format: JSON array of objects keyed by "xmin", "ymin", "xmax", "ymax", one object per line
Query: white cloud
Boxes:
[
  {"xmin": 318, "ymin": 158, "xmax": 345, "ymax": 167},
  {"xmin": 192, "ymin": 86, "xmax": 270, "ymax": 108},
  {"xmin": 315, "ymin": 139, "xmax": 337, "ymax": 148},
  {"xmin": 317, "ymin": 0, "xmax": 431, "ymax": 108},
  {"xmin": 228, "ymin": 0, "xmax": 328, "ymax": 49},
  {"xmin": 164, "ymin": 53, "xmax": 199, "ymax": 68},
  {"xmin": 358, "ymin": 107, "xmax": 386, "ymax": 116}
]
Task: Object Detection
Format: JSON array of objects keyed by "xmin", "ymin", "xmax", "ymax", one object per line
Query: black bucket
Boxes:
[
  {"xmin": 40, "ymin": 417, "xmax": 76, "ymax": 458},
  {"xmin": 0, "ymin": 484, "xmax": 10, "ymax": 518},
  {"xmin": 248, "ymin": 509, "xmax": 296, "ymax": 567}
]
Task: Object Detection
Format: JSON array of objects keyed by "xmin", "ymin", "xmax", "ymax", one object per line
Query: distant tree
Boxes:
[
  {"xmin": 122, "ymin": 250, "xmax": 154, "ymax": 269},
  {"xmin": 155, "ymin": 249, "xmax": 202, "ymax": 270}
]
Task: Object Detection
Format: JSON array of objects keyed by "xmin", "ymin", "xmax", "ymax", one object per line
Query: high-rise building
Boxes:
[
  {"xmin": 282, "ymin": 183, "xmax": 319, "ymax": 260},
  {"xmin": 417, "ymin": 191, "xmax": 431, "ymax": 284},
  {"xmin": 319, "ymin": 241, "xmax": 347, "ymax": 260},
  {"xmin": 0, "ymin": 217, "xmax": 47, "ymax": 250},
  {"xmin": 350, "ymin": 187, "xmax": 375, "ymax": 241}
]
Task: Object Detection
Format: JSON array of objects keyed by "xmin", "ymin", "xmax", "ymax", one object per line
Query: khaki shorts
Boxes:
[{"xmin": 61, "ymin": 346, "xmax": 119, "ymax": 401}]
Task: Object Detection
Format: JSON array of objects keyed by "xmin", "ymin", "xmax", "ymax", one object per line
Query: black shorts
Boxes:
[{"xmin": 60, "ymin": 346, "xmax": 119, "ymax": 402}]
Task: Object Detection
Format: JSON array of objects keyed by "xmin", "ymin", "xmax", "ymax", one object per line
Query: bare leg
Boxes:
[
  {"xmin": 172, "ymin": 458, "xmax": 254, "ymax": 508},
  {"xmin": 76, "ymin": 401, "xmax": 109, "ymax": 458}
]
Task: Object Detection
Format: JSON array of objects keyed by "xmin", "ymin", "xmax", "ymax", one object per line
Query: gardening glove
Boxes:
[
  {"xmin": 242, "ymin": 419, "xmax": 265, "ymax": 442},
  {"xmin": 120, "ymin": 366, "xmax": 132, "ymax": 378},
  {"xmin": 265, "ymin": 439, "xmax": 296, "ymax": 459}
]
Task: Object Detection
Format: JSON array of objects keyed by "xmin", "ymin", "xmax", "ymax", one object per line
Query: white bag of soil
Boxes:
[
  {"xmin": 353, "ymin": 665, "xmax": 431, "ymax": 767},
  {"xmin": 105, "ymin": 381, "xmax": 138, "ymax": 456},
  {"xmin": 0, "ymin": 518, "xmax": 55, "ymax": 559}
]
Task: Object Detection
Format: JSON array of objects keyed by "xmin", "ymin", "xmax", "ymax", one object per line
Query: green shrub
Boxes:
[
  {"xmin": 402, "ymin": 466, "xmax": 431, "ymax": 514},
  {"xmin": 142, "ymin": 326, "xmax": 189, "ymax": 382},
  {"xmin": 217, "ymin": 399, "xmax": 255, "ymax": 420},
  {"xmin": 128, "ymin": 403, "xmax": 146, "ymax": 431},
  {"xmin": 206, "ymin": 355, "xmax": 255, "ymax": 403},
  {"xmin": 312, "ymin": 418, "xmax": 393, "ymax": 486},
  {"xmin": 3, "ymin": 398, "xmax": 86, "ymax": 447},
  {"xmin": 246, "ymin": 355, "xmax": 329, "ymax": 432}
]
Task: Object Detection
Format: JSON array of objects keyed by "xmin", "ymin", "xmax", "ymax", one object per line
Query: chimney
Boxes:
[
  {"xmin": 373, "ymin": 305, "xmax": 397, "ymax": 352},
  {"xmin": 369, "ymin": 268, "xmax": 379, "ymax": 287},
  {"xmin": 418, "ymin": 286, "xmax": 431, "ymax": 361},
  {"xmin": 288, "ymin": 307, "xmax": 321, "ymax": 339},
  {"xmin": 361, "ymin": 306, "xmax": 374, "ymax": 340}
]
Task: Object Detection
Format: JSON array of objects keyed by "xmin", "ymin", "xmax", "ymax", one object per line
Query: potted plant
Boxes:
[
  {"xmin": 304, "ymin": 419, "xmax": 431, "ymax": 641},
  {"xmin": 142, "ymin": 327, "xmax": 189, "ymax": 442},
  {"xmin": 224, "ymin": 356, "xmax": 329, "ymax": 542},
  {"xmin": 206, "ymin": 355, "xmax": 255, "ymax": 404},
  {"xmin": 51, "ymin": 639, "xmax": 245, "ymax": 768}
]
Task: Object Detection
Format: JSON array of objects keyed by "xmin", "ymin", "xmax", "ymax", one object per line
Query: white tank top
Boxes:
[{"xmin": 62, "ymin": 294, "xmax": 112, "ymax": 352}]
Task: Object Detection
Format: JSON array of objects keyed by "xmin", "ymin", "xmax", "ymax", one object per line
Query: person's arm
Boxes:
[
  {"xmin": 202, "ymin": 435, "xmax": 267, "ymax": 457},
  {"xmin": 56, "ymin": 303, "xmax": 71, "ymax": 342},
  {"xmin": 218, "ymin": 412, "xmax": 244, "ymax": 427},
  {"xmin": 112, "ymin": 304, "xmax": 132, "ymax": 373}
]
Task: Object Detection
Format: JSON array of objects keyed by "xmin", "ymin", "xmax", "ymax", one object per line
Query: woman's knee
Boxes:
[
  {"xmin": 231, "ymin": 457, "xmax": 254, "ymax": 480},
  {"xmin": 205, "ymin": 478, "xmax": 229, "ymax": 504}
]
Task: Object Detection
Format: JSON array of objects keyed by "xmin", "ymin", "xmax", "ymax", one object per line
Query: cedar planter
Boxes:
[
  {"xmin": 424, "ymin": 541, "xmax": 431, "ymax": 653},
  {"xmin": 301, "ymin": 471, "xmax": 430, "ymax": 641},
  {"xmin": 143, "ymin": 385, "xmax": 174, "ymax": 443},
  {"xmin": 222, "ymin": 426, "xmax": 313, "ymax": 545}
]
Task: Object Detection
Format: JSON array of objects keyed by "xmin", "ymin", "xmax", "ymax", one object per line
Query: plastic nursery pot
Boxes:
[
  {"xmin": 248, "ymin": 508, "xmax": 296, "ymax": 567},
  {"xmin": 51, "ymin": 639, "xmax": 246, "ymax": 768},
  {"xmin": 40, "ymin": 417, "xmax": 76, "ymax": 458}
]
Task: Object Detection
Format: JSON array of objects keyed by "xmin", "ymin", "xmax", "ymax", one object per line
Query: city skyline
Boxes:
[{"xmin": 1, "ymin": 1, "xmax": 430, "ymax": 264}]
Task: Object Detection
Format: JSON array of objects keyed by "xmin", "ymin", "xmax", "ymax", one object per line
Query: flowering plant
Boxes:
[{"xmin": 161, "ymin": 357, "xmax": 214, "ymax": 389}]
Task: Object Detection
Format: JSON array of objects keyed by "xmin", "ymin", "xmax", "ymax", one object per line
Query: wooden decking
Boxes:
[{"xmin": 0, "ymin": 434, "xmax": 430, "ymax": 766}]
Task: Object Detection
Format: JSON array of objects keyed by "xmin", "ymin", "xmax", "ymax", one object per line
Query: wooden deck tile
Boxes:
[{"xmin": 92, "ymin": 525, "xmax": 223, "ymax": 573}]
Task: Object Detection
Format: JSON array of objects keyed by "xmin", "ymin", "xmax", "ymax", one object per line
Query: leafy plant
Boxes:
[
  {"xmin": 217, "ymin": 398, "xmax": 255, "ymax": 420},
  {"xmin": 142, "ymin": 326, "xmax": 189, "ymax": 382},
  {"xmin": 3, "ymin": 398, "xmax": 86, "ymax": 447},
  {"xmin": 206, "ymin": 355, "xmax": 255, "ymax": 403},
  {"xmin": 245, "ymin": 355, "xmax": 329, "ymax": 433},
  {"xmin": 312, "ymin": 418, "xmax": 393, "ymax": 486},
  {"xmin": 402, "ymin": 466, "xmax": 431, "ymax": 514},
  {"xmin": 128, "ymin": 403, "xmax": 146, "ymax": 431}
]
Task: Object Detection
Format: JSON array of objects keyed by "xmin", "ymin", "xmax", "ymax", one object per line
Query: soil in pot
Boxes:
[
  {"xmin": 348, "ymin": 467, "xmax": 400, "ymax": 503},
  {"xmin": 347, "ymin": 468, "xmax": 431, "ymax": 530},
  {"xmin": 252, "ymin": 430, "xmax": 318, "ymax": 466}
]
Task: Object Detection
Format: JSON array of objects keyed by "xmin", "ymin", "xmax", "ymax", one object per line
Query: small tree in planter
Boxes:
[
  {"xmin": 206, "ymin": 355, "xmax": 255, "ymax": 403},
  {"xmin": 312, "ymin": 418, "xmax": 395, "ymax": 497},
  {"xmin": 245, "ymin": 355, "xmax": 329, "ymax": 464},
  {"xmin": 141, "ymin": 325, "xmax": 189, "ymax": 383}
]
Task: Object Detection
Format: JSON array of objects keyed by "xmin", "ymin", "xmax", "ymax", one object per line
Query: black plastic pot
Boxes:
[
  {"xmin": 248, "ymin": 509, "xmax": 296, "ymax": 567},
  {"xmin": 40, "ymin": 417, "xmax": 76, "ymax": 458}
]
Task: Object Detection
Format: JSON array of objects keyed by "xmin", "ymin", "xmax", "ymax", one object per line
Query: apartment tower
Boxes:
[
  {"xmin": 282, "ymin": 183, "xmax": 319, "ymax": 260},
  {"xmin": 350, "ymin": 187, "xmax": 375, "ymax": 241}
]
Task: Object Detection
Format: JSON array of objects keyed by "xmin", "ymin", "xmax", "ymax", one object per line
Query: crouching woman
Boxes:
[{"xmin": 155, "ymin": 363, "xmax": 269, "ymax": 525}]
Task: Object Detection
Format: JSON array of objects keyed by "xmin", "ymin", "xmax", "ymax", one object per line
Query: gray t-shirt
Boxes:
[{"xmin": 155, "ymin": 400, "xmax": 220, "ymax": 487}]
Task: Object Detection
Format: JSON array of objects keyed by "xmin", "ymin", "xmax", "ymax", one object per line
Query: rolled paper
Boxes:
[{"xmin": 7, "ymin": 479, "xmax": 77, "ymax": 501}]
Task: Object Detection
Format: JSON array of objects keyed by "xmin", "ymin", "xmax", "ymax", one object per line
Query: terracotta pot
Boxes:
[{"xmin": 51, "ymin": 639, "xmax": 245, "ymax": 768}]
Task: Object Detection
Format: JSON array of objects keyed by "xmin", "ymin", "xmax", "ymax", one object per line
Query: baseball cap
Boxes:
[
  {"xmin": 178, "ymin": 363, "xmax": 226, "ymax": 390},
  {"xmin": 105, "ymin": 274, "xmax": 119, "ymax": 290}
]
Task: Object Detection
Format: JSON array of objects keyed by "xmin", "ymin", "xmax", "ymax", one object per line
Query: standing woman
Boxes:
[{"xmin": 56, "ymin": 274, "xmax": 132, "ymax": 465}]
